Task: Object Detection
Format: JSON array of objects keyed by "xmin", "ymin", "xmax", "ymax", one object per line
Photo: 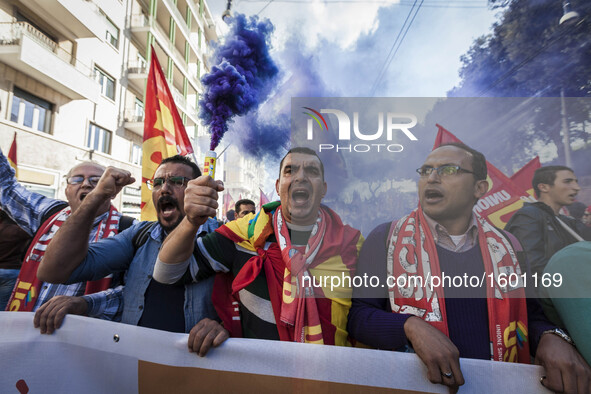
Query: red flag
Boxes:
[
  {"xmin": 510, "ymin": 156, "xmax": 540, "ymax": 199},
  {"xmin": 223, "ymin": 193, "xmax": 236, "ymax": 219},
  {"xmin": 433, "ymin": 124, "xmax": 534, "ymax": 229},
  {"xmin": 259, "ymin": 188, "xmax": 270, "ymax": 211},
  {"xmin": 141, "ymin": 47, "xmax": 194, "ymax": 220},
  {"xmin": 7, "ymin": 132, "xmax": 17, "ymax": 177}
]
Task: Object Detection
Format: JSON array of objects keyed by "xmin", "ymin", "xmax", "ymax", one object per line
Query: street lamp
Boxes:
[
  {"xmin": 559, "ymin": 1, "xmax": 580, "ymax": 26},
  {"xmin": 558, "ymin": 1, "xmax": 580, "ymax": 168}
]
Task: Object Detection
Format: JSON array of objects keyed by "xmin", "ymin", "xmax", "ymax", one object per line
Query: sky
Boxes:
[
  {"xmin": 208, "ymin": 0, "xmax": 499, "ymax": 97},
  {"xmin": 205, "ymin": 0, "xmax": 501, "ymax": 200}
]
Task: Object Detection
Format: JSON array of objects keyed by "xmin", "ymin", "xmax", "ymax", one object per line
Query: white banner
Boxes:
[{"xmin": 0, "ymin": 312, "xmax": 549, "ymax": 393}]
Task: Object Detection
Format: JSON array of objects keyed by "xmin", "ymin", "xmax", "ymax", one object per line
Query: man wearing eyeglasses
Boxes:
[
  {"xmin": 37, "ymin": 155, "xmax": 225, "ymax": 356},
  {"xmin": 234, "ymin": 199, "xmax": 256, "ymax": 219},
  {"xmin": 347, "ymin": 143, "xmax": 590, "ymax": 393},
  {"xmin": 0, "ymin": 149, "xmax": 135, "ymax": 315}
]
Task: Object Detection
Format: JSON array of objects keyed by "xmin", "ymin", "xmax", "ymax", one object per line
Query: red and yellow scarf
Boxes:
[
  {"xmin": 386, "ymin": 206, "xmax": 530, "ymax": 363},
  {"xmin": 6, "ymin": 205, "xmax": 121, "ymax": 312},
  {"xmin": 215, "ymin": 202, "xmax": 363, "ymax": 346}
]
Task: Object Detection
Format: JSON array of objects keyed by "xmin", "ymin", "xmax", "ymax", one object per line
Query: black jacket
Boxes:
[{"xmin": 505, "ymin": 202, "xmax": 591, "ymax": 278}]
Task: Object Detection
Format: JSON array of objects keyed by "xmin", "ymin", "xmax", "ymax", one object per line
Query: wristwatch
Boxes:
[{"xmin": 542, "ymin": 328, "xmax": 575, "ymax": 347}]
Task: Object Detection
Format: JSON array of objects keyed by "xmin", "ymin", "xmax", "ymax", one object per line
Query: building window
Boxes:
[
  {"xmin": 10, "ymin": 87, "xmax": 52, "ymax": 133},
  {"xmin": 87, "ymin": 123, "xmax": 111, "ymax": 154},
  {"xmin": 94, "ymin": 66, "xmax": 115, "ymax": 100},
  {"xmin": 134, "ymin": 98, "xmax": 144, "ymax": 119},
  {"xmin": 101, "ymin": 11, "xmax": 119, "ymax": 48},
  {"xmin": 131, "ymin": 143, "xmax": 142, "ymax": 165}
]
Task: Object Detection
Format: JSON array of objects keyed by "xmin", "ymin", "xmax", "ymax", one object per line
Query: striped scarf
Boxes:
[
  {"xmin": 216, "ymin": 202, "xmax": 363, "ymax": 346},
  {"xmin": 6, "ymin": 205, "xmax": 121, "ymax": 312},
  {"xmin": 386, "ymin": 206, "xmax": 530, "ymax": 363}
]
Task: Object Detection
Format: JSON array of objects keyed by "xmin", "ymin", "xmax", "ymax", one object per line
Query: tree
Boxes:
[{"xmin": 449, "ymin": 0, "xmax": 591, "ymax": 168}]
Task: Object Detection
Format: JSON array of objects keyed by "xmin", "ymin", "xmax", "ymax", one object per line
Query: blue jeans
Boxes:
[{"xmin": 0, "ymin": 269, "xmax": 20, "ymax": 310}]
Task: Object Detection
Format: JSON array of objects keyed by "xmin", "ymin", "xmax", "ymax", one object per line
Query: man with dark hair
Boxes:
[
  {"xmin": 37, "ymin": 155, "xmax": 225, "ymax": 356},
  {"xmin": 0, "ymin": 149, "xmax": 135, "ymax": 315},
  {"xmin": 235, "ymin": 199, "xmax": 256, "ymax": 219},
  {"xmin": 153, "ymin": 147, "xmax": 363, "ymax": 346},
  {"xmin": 347, "ymin": 144, "xmax": 590, "ymax": 393},
  {"xmin": 506, "ymin": 165, "xmax": 591, "ymax": 278}
]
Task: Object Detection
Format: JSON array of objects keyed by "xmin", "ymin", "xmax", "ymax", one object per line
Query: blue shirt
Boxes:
[
  {"xmin": 0, "ymin": 148, "xmax": 124, "ymax": 311},
  {"xmin": 69, "ymin": 221, "xmax": 218, "ymax": 332}
]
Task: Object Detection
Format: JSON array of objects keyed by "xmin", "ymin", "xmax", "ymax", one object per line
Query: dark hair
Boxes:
[
  {"xmin": 226, "ymin": 209, "xmax": 235, "ymax": 221},
  {"xmin": 235, "ymin": 199, "xmax": 255, "ymax": 214},
  {"xmin": 568, "ymin": 201, "xmax": 586, "ymax": 221},
  {"xmin": 532, "ymin": 165, "xmax": 573, "ymax": 198},
  {"xmin": 438, "ymin": 142, "xmax": 487, "ymax": 181},
  {"xmin": 159, "ymin": 155, "xmax": 201, "ymax": 179},
  {"xmin": 278, "ymin": 147, "xmax": 324, "ymax": 180}
]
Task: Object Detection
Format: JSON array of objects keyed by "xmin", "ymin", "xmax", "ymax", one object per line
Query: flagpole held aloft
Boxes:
[{"xmin": 140, "ymin": 46, "xmax": 195, "ymax": 220}]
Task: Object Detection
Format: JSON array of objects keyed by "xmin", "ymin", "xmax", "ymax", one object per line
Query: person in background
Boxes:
[{"xmin": 234, "ymin": 199, "xmax": 256, "ymax": 219}]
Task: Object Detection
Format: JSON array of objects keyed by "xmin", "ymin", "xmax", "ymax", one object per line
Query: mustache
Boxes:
[{"xmin": 157, "ymin": 195, "xmax": 179, "ymax": 210}]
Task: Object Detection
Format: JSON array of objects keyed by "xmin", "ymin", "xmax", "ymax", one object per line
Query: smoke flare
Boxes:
[{"xmin": 199, "ymin": 13, "xmax": 278, "ymax": 151}]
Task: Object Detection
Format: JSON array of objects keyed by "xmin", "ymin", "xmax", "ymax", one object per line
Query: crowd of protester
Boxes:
[{"xmin": 1, "ymin": 143, "xmax": 591, "ymax": 393}]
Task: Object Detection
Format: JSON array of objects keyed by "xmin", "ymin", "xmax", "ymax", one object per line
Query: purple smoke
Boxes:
[{"xmin": 199, "ymin": 13, "xmax": 278, "ymax": 151}]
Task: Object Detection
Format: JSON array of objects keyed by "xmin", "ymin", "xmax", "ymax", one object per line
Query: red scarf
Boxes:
[
  {"xmin": 215, "ymin": 203, "xmax": 362, "ymax": 345},
  {"xmin": 274, "ymin": 205, "xmax": 326, "ymax": 343},
  {"xmin": 6, "ymin": 205, "xmax": 121, "ymax": 312},
  {"xmin": 386, "ymin": 206, "xmax": 530, "ymax": 363}
]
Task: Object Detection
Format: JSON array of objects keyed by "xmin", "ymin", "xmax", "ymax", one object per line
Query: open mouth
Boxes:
[
  {"xmin": 158, "ymin": 196, "xmax": 179, "ymax": 219},
  {"xmin": 291, "ymin": 189, "xmax": 310, "ymax": 206},
  {"xmin": 80, "ymin": 192, "xmax": 89, "ymax": 201},
  {"xmin": 424, "ymin": 189, "xmax": 444, "ymax": 202}
]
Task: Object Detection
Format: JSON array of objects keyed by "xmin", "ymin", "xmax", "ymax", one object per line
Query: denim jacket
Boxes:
[{"xmin": 70, "ymin": 221, "xmax": 218, "ymax": 332}]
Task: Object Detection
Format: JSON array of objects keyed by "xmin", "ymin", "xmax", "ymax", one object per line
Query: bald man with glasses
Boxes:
[{"xmin": 0, "ymin": 149, "xmax": 135, "ymax": 316}]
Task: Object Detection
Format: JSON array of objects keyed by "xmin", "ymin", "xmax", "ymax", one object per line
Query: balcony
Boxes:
[
  {"xmin": 24, "ymin": 0, "xmax": 107, "ymax": 39},
  {"xmin": 123, "ymin": 108, "xmax": 144, "ymax": 136},
  {"xmin": 127, "ymin": 60, "xmax": 148, "ymax": 92},
  {"xmin": 0, "ymin": 22, "xmax": 99, "ymax": 101},
  {"xmin": 130, "ymin": 14, "xmax": 203, "ymax": 93},
  {"xmin": 170, "ymin": 86, "xmax": 198, "ymax": 125}
]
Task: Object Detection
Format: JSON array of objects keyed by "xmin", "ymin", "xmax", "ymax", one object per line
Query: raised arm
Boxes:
[
  {"xmin": 156, "ymin": 175, "xmax": 223, "ymax": 268},
  {"xmin": 37, "ymin": 167, "xmax": 134, "ymax": 283},
  {"xmin": 0, "ymin": 148, "xmax": 64, "ymax": 235}
]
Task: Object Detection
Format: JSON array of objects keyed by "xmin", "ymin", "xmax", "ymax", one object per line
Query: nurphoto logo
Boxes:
[{"xmin": 303, "ymin": 107, "xmax": 419, "ymax": 153}]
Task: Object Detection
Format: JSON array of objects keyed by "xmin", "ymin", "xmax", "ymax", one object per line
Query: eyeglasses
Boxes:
[
  {"xmin": 146, "ymin": 176, "xmax": 191, "ymax": 190},
  {"xmin": 416, "ymin": 165, "xmax": 475, "ymax": 177},
  {"xmin": 66, "ymin": 175, "xmax": 102, "ymax": 187}
]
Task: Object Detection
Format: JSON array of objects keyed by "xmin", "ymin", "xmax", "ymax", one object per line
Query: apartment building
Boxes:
[
  {"xmin": 221, "ymin": 144, "xmax": 266, "ymax": 210},
  {"xmin": 0, "ymin": 0, "xmax": 219, "ymax": 217}
]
